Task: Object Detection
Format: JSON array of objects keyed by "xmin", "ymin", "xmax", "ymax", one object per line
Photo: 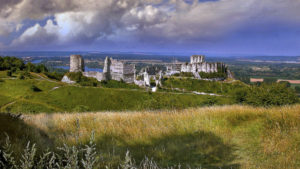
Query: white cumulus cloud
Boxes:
[{"xmin": 1, "ymin": 0, "xmax": 300, "ymax": 53}]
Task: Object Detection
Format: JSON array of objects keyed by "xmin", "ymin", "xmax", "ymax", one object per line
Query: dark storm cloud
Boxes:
[
  {"xmin": 1, "ymin": 0, "xmax": 300, "ymax": 55},
  {"xmin": 0, "ymin": 0, "xmax": 23, "ymax": 17}
]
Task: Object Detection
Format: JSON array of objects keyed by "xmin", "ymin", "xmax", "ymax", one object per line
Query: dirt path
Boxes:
[
  {"xmin": 50, "ymin": 86, "xmax": 60, "ymax": 91},
  {"xmin": 31, "ymin": 73, "xmax": 58, "ymax": 83},
  {"xmin": 67, "ymin": 85, "xmax": 223, "ymax": 96},
  {"xmin": 0, "ymin": 101, "xmax": 17, "ymax": 111},
  {"xmin": 0, "ymin": 78, "xmax": 16, "ymax": 80}
]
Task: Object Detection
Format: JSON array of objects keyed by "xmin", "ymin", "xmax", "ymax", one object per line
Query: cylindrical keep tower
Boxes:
[{"xmin": 70, "ymin": 55, "xmax": 84, "ymax": 72}]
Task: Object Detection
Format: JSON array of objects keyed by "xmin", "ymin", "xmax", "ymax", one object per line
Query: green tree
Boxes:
[
  {"xmin": 25, "ymin": 62, "xmax": 36, "ymax": 72},
  {"xmin": 35, "ymin": 64, "xmax": 48, "ymax": 73},
  {"xmin": 0, "ymin": 56, "xmax": 25, "ymax": 70},
  {"xmin": 295, "ymin": 86, "xmax": 300, "ymax": 93}
]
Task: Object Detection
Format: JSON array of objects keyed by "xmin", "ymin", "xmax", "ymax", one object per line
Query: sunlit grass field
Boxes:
[
  {"xmin": 0, "ymin": 72, "xmax": 234, "ymax": 113},
  {"xmin": 1, "ymin": 70, "xmax": 299, "ymax": 168},
  {"xmin": 1, "ymin": 105, "xmax": 298, "ymax": 168}
]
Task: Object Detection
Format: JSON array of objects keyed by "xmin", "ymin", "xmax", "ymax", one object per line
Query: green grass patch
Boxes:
[
  {"xmin": 0, "ymin": 71, "xmax": 8, "ymax": 78},
  {"xmin": 100, "ymin": 80, "xmax": 141, "ymax": 89},
  {"xmin": 31, "ymin": 86, "xmax": 233, "ymax": 112},
  {"xmin": 162, "ymin": 77, "xmax": 247, "ymax": 95},
  {"xmin": 0, "ymin": 95, "xmax": 14, "ymax": 107},
  {"xmin": 0, "ymin": 79, "xmax": 58, "ymax": 98},
  {"xmin": 0, "ymin": 72, "xmax": 234, "ymax": 113},
  {"xmin": 4, "ymin": 100, "xmax": 59, "ymax": 114}
]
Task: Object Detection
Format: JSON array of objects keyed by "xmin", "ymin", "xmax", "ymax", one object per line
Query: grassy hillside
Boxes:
[
  {"xmin": 162, "ymin": 77, "xmax": 246, "ymax": 95},
  {"xmin": 0, "ymin": 71, "xmax": 234, "ymax": 113},
  {"xmin": 1, "ymin": 105, "xmax": 299, "ymax": 168}
]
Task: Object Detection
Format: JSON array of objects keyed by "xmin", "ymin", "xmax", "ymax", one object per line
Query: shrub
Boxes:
[
  {"xmin": 245, "ymin": 83, "xmax": 298, "ymax": 106},
  {"xmin": 199, "ymin": 72, "xmax": 227, "ymax": 79},
  {"xmin": 100, "ymin": 80, "xmax": 139, "ymax": 89},
  {"xmin": 10, "ymin": 67, "xmax": 17, "ymax": 73},
  {"xmin": 203, "ymin": 97, "xmax": 218, "ymax": 106},
  {"xmin": 31, "ymin": 85, "xmax": 42, "ymax": 92},
  {"xmin": 173, "ymin": 72, "xmax": 194, "ymax": 77},
  {"xmin": 6, "ymin": 71, "xmax": 12, "ymax": 77},
  {"xmin": 66, "ymin": 72, "xmax": 84, "ymax": 83},
  {"xmin": 162, "ymin": 77, "xmax": 246, "ymax": 95},
  {"xmin": 295, "ymin": 86, "xmax": 300, "ymax": 93},
  {"xmin": 278, "ymin": 81, "xmax": 291, "ymax": 88},
  {"xmin": 263, "ymin": 77, "xmax": 277, "ymax": 84},
  {"xmin": 44, "ymin": 72, "xmax": 64, "ymax": 81},
  {"xmin": 18, "ymin": 72, "xmax": 31, "ymax": 80},
  {"xmin": 79, "ymin": 77, "xmax": 98, "ymax": 87},
  {"xmin": 65, "ymin": 72, "xmax": 98, "ymax": 86},
  {"xmin": 18, "ymin": 74, "xmax": 25, "ymax": 80},
  {"xmin": 150, "ymin": 77, "xmax": 156, "ymax": 86},
  {"xmin": 233, "ymin": 88, "xmax": 249, "ymax": 103},
  {"xmin": 73, "ymin": 105, "xmax": 90, "ymax": 112}
]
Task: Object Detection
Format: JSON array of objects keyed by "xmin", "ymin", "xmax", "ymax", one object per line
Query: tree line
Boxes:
[{"xmin": 0, "ymin": 56, "xmax": 64, "ymax": 80}]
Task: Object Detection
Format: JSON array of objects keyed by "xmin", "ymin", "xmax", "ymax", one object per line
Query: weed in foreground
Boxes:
[{"xmin": 0, "ymin": 134, "xmax": 210, "ymax": 169}]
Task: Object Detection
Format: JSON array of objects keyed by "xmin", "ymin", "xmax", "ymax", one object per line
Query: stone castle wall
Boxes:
[
  {"xmin": 110, "ymin": 59, "xmax": 125, "ymax": 81},
  {"xmin": 109, "ymin": 58, "xmax": 135, "ymax": 83},
  {"xmin": 181, "ymin": 62, "xmax": 219, "ymax": 73},
  {"xmin": 83, "ymin": 71, "xmax": 104, "ymax": 81}
]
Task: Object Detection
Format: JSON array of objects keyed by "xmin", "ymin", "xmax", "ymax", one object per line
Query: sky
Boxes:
[{"xmin": 0, "ymin": 0, "xmax": 300, "ymax": 56}]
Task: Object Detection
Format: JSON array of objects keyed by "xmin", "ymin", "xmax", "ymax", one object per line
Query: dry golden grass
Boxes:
[{"xmin": 23, "ymin": 105, "xmax": 300, "ymax": 168}]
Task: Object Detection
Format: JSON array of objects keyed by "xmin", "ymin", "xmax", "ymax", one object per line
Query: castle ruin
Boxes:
[
  {"xmin": 63, "ymin": 54, "xmax": 230, "ymax": 86},
  {"xmin": 66, "ymin": 55, "xmax": 136, "ymax": 83},
  {"xmin": 102, "ymin": 57, "xmax": 136, "ymax": 83},
  {"xmin": 166, "ymin": 55, "xmax": 226, "ymax": 78}
]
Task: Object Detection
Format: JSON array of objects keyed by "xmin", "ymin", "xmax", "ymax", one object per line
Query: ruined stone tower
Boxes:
[
  {"xmin": 103, "ymin": 56, "xmax": 111, "ymax": 80},
  {"xmin": 70, "ymin": 55, "xmax": 84, "ymax": 72},
  {"xmin": 190, "ymin": 55, "xmax": 204, "ymax": 64}
]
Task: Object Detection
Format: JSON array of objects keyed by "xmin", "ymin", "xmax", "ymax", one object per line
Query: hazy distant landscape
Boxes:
[{"xmin": 1, "ymin": 51, "xmax": 299, "ymax": 93}]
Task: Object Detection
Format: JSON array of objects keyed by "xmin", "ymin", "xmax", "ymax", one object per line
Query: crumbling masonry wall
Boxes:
[
  {"xmin": 109, "ymin": 58, "xmax": 135, "ymax": 83},
  {"xmin": 66, "ymin": 55, "xmax": 136, "ymax": 83}
]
